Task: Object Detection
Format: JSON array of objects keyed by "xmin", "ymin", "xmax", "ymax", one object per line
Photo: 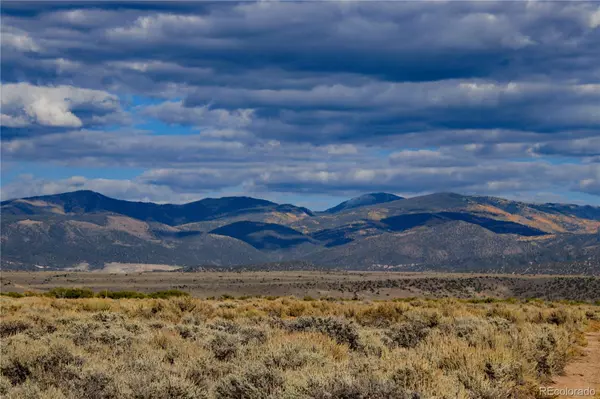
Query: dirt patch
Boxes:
[
  {"xmin": 101, "ymin": 263, "xmax": 181, "ymax": 273},
  {"xmin": 16, "ymin": 219, "xmax": 44, "ymax": 227},
  {"xmin": 67, "ymin": 220, "xmax": 104, "ymax": 231},
  {"xmin": 106, "ymin": 215, "xmax": 154, "ymax": 240},
  {"xmin": 14, "ymin": 220, "xmax": 49, "ymax": 233},
  {"xmin": 16, "ymin": 199, "xmax": 66, "ymax": 214}
]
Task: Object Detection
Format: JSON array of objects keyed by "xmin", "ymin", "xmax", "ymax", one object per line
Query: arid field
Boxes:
[
  {"xmin": 1, "ymin": 293, "xmax": 599, "ymax": 399},
  {"xmin": 2, "ymin": 271, "xmax": 600, "ymax": 301}
]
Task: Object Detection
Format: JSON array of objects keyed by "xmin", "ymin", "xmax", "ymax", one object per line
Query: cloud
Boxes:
[
  {"xmin": 532, "ymin": 137, "xmax": 600, "ymax": 157},
  {"xmin": 177, "ymin": 80, "xmax": 600, "ymax": 143},
  {"xmin": 1, "ymin": 2, "xmax": 599, "ymax": 204},
  {"xmin": 0, "ymin": 83, "xmax": 125, "ymax": 134},
  {"xmin": 1, "ymin": 26, "xmax": 40, "ymax": 52},
  {"xmin": 139, "ymin": 168, "xmax": 254, "ymax": 191},
  {"xmin": 0, "ymin": 175, "xmax": 201, "ymax": 204},
  {"xmin": 141, "ymin": 101, "xmax": 254, "ymax": 129},
  {"xmin": 253, "ymin": 162, "xmax": 600, "ymax": 199}
]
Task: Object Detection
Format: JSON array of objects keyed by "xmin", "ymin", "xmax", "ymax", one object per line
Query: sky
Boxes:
[{"xmin": 1, "ymin": 1, "xmax": 599, "ymax": 210}]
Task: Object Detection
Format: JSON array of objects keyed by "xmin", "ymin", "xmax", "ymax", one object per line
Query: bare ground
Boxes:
[{"xmin": 551, "ymin": 326, "xmax": 600, "ymax": 398}]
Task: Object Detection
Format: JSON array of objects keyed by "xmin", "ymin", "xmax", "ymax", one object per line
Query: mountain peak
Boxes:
[{"xmin": 324, "ymin": 192, "xmax": 403, "ymax": 214}]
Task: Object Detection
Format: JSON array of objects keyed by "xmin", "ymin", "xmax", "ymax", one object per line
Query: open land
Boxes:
[
  {"xmin": 1, "ymin": 271, "xmax": 599, "ymax": 302},
  {"xmin": 1, "ymin": 294, "xmax": 599, "ymax": 399},
  {"xmin": 2, "ymin": 272, "xmax": 599, "ymax": 398}
]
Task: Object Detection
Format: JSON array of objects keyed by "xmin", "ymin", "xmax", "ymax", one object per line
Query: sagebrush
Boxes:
[{"xmin": 1, "ymin": 296, "xmax": 597, "ymax": 398}]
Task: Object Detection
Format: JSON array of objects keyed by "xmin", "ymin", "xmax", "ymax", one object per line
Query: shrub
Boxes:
[
  {"xmin": 209, "ymin": 320, "xmax": 240, "ymax": 334},
  {"xmin": 383, "ymin": 320, "xmax": 431, "ymax": 349},
  {"xmin": 0, "ymin": 292, "xmax": 24, "ymax": 298},
  {"xmin": 174, "ymin": 324, "xmax": 202, "ymax": 340},
  {"xmin": 214, "ymin": 366, "xmax": 284, "ymax": 399},
  {"xmin": 209, "ymin": 333, "xmax": 239, "ymax": 361},
  {"xmin": 532, "ymin": 327, "xmax": 569, "ymax": 378},
  {"xmin": 1, "ymin": 342, "xmax": 83, "ymax": 387},
  {"xmin": 263, "ymin": 344, "xmax": 323, "ymax": 371},
  {"xmin": 0, "ymin": 320, "xmax": 31, "ymax": 338},
  {"xmin": 148, "ymin": 290, "xmax": 190, "ymax": 299},
  {"xmin": 73, "ymin": 371, "xmax": 120, "ymax": 399},
  {"xmin": 80, "ymin": 301, "xmax": 112, "ymax": 312},
  {"xmin": 546, "ymin": 309, "xmax": 569, "ymax": 325},
  {"xmin": 92, "ymin": 311, "xmax": 124, "ymax": 323},
  {"xmin": 1, "ymin": 357, "xmax": 31, "ymax": 386},
  {"xmin": 47, "ymin": 288, "xmax": 95, "ymax": 299},
  {"xmin": 239, "ymin": 327, "xmax": 268, "ymax": 345},
  {"xmin": 133, "ymin": 375, "xmax": 207, "ymax": 399},
  {"xmin": 98, "ymin": 291, "xmax": 147, "ymax": 299},
  {"xmin": 286, "ymin": 317, "xmax": 361, "ymax": 350},
  {"xmin": 392, "ymin": 363, "xmax": 435, "ymax": 391},
  {"xmin": 301, "ymin": 374, "xmax": 417, "ymax": 399},
  {"xmin": 0, "ymin": 375, "xmax": 10, "ymax": 396}
]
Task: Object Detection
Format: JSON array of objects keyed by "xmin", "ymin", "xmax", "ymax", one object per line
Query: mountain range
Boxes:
[{"xmin": 2, "ymin": 190, "xmax": 600, "ymax": 274}]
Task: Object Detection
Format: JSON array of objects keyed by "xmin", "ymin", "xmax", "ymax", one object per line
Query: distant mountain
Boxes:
[
  {"xmin": 1, "ymin": 190, "xmax": 599, "ymax": 274},
  {"xmin": 1, "ymin": 190, "xmax": 312, "ymax": 226},
  {"xmin": 324, "ymin": 193, "xmax": 403, "ymax": 214},
  {"xmin": 0, "ymin": 214, "xmax": 270, "ymax": 270},
  {"xmin": 303, "ymin": 221, "xmax": 537, "ymax": 269}
]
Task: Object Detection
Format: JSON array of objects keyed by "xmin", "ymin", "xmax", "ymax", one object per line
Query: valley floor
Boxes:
[{"xmin": 1, "ymin": 271, "xmax": 599, "ymax": 302}]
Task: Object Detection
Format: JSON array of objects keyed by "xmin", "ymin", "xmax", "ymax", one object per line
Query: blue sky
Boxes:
[{"xmin": 1, "ymin": 1, "xmax": 599, "ymax": 209}]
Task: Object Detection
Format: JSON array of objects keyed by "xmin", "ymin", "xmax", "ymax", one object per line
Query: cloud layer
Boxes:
[{"xmin": 1, "ymin": 2, "xmax": 599, "ymax": 206}]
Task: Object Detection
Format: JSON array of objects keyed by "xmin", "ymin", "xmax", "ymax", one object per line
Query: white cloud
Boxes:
[
  {"xmin": 1, "ymin": 27, "xmax": 40, "ymax": 52},
  {"xmin": 589, "ymin": 7, "xmax": 600, "ymax": 28},
  {"xmin": 324, "ymin": 144, "xmax": 358, "ymax": 155},
  {"xmin": 141, "ymin": 100, "xmax": 254, "ymax": 129},
  {"xmin": 1, "ymin": 83, "xmax": 120, "ymax": 128}
]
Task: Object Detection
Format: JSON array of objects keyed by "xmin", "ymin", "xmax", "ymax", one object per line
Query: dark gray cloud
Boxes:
[{"xmin": 533, "ymin": 137, "xmax": 600, "ymax": 157}]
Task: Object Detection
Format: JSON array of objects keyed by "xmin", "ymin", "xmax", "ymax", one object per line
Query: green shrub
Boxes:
[
  {"xmin": 97, "ymin": 290, "xmax": 147, "ymax": 299},
  {"xmin": 467, "ymin": 297, "xmax": 499, "ymax": 304},
  {"xmin": 47, "ymin": 288, "xmax": 95, "ymax": 299},
  {"xmin": 0, "ymin": 292, "xmax": 24, "ymax": 298},
  {"xmin": 148, "ymin": 290, "xmax": 190, "ymax": 299}
]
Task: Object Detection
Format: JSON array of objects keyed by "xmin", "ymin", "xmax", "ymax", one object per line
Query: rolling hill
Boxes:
[
  {"xmin": 323, "ymin": 193, "xmax": 403, "ymax": 214},
  {"xmin": 1, "ymin": 190, "xmax": 599, "ymax": 273}
]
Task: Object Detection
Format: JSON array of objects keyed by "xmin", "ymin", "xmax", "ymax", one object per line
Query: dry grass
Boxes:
[{"xmin": 1, "ymin": 296, "xmax": 598, "ymax": 398}]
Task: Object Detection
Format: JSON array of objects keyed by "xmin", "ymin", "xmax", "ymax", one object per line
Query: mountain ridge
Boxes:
[{"xmin": 2, "ymin": 190, "xmax": 599, "ymax": 273}]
